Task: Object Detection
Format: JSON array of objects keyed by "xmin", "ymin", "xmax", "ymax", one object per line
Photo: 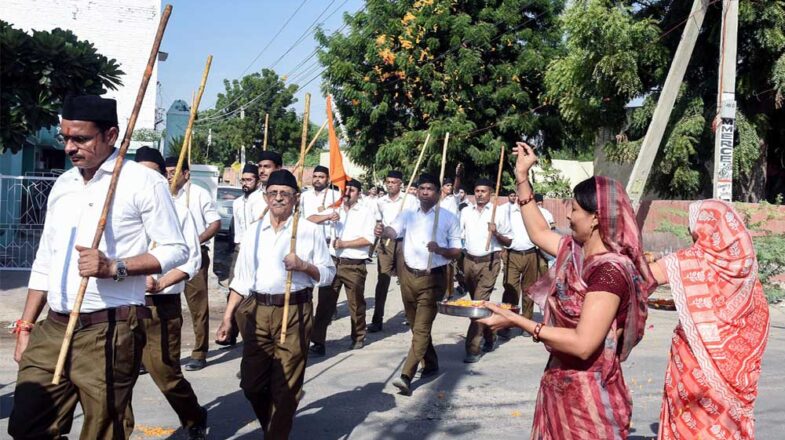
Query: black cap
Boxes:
[
  {"xmin": 267, "ymin": 169, "xmax": 299, "ymax": 192},
  {"xmin": 242, "ymin": 163, "xmax": 259, "ymax": 175},
  {"xmin": 534, "ymin": 193, "xmax": 544, "ymax": 203},
  {"xmin": 258, "ymin": 151, "xmax": 283, "ymax": 167},
  {"xmin": 417, "ymin": 173, "xmax": 440, "ymax": 188},
  {"xmin": 135, "ymin": 146, "xmax": 166, "ymax": 175},
  {"xmin": 313, "ymin": 165, "xmax": 329, "ymax": 175},
  {"xmin": 61, "ymin": 95, "xmax": 118, "ymax": 126},
  {"xmin": 474, "ymin": 178, "xmax": 494, "ymax": 189},
  {"xmin": 387, "ymin": 170, "xmax": 403, "ymax": 180},
  {"xmin": 443, "ymin": 177, "xmax": 454, "ymax": 185},
  {"xmin": 346, "ymin": 179, "xmax": 361, "ymax": 190},
  {"xmin": 165, "ymin": 156, "xmax": 188, "ymax": 171}
]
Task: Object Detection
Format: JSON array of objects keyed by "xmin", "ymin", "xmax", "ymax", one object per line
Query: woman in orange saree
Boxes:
[
  {"xmin": 480, "ymin": 142, "xmax": 656, "ymax": 439},
  {"xmin": 649, "ymin": 200, "xmax": 770, "ymax": 439}
]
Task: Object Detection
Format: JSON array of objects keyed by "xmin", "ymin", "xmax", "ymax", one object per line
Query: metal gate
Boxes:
[{"xmin": 0, "ymin": 174, "xmax": 59, "ymax": 270}]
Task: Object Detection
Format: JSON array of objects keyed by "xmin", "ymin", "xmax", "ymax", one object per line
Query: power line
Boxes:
[{"xmin": 240, "ymin": 0, "xmax": 310, "ymax": 76}]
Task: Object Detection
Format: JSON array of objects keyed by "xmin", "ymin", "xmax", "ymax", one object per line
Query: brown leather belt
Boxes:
[
  {"xmin": 250, "ymin": 289, "xmax": 312, "ymax": 306},
  {"xmin": 47, "ymin": 305, "xmax": 151, "ymax": 328},
  {"xmin": 464, "ymin": 252, "xmax": 500, "ymax": 263},
  {"xmin": 332, "ymin": 256, "xmax": 366, "ymax": 265},
  {"xmin": 508, "ymin": 248, "xmax": 537, "ymax": 256},
  {"xmin": 405, "ymin": 264, "xmax": 446, "ymax": 277},
  {"xmin": 145, "ymin": 294, "xmax": 181, "ymax": 307}
]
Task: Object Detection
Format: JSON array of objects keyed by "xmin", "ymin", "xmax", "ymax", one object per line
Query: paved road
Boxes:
[{"xmin": 1, "ymin": 259, "xmax": 783, "ymax": 439}]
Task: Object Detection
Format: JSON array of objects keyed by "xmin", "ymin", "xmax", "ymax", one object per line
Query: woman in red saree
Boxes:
[
  {"xmin": 649, "ymin": 200, "xmax": 770, "ymax": 439},
  {"xmin": 479, "ymin": 142, "xmax": 656, "ymax": 439}
]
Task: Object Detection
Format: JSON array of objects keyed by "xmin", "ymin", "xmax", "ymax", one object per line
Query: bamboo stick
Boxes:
[
  {"xmin": 485, "ymin": 144, "xmax": 505, "ymax": 251},
  {"xmin": 186, "ymin": 91, "xmax": 195, "ymax": 207},
  {"xmin": 292, "ymin": 119, "xmax": 328, "ymax": 173},
  {"xmin": 170, "ymin": 55, "xmax": 212, "ymax": 196},
  {"xmin": 427, "ymin": 133, "xmax": 450, "ymax": 272},
  {"xmin": 263, "ymin": 113, "xmax": 269, "ymax": 151},
  {"xmin": 384, "ymin": 132, "xmax": 431, "ymax": 247},
  {"xmin": 280, "ymin": 93, "xmax": 310, "ymax": 344},
  {"xmin": 52, "ymin": 4, "xmax": 174, "ymax": 385}
]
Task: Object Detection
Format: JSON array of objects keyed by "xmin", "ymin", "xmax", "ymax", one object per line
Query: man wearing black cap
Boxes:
[
  {"xmin": 301, "ymin": 164, "xmax": 341, "ymax": 239},
  {"xmin": 9, "ymin": 96, "xmax": 189, "ymax": 439},
  {"xmin": 378, "ymin": 173, "xmax": 462, "ymax": 395},
  {"xmin": 251, "ymin": 150, "xmax": 283, "ymax": 220},
  {"xmin": 165, "ymin": 156, "xmax": 221, "ymax": 371},
  {"xmin": 132, "ymin": 147, "xmax": 207, "ymax": 439},
  {"xmin": 460, "ymin": 178, "xmax": 513, "ymax": 363},
  {"xmin": 310, "ymin": 179, "xmax": 376, "ymax": 356},
  {"xmin": 369, "ymin": 169, "xmax": 417, "ymax": 332},
  {"xmin": 215, "ymin": 169, "xmax": 335, "ymax": 438}
]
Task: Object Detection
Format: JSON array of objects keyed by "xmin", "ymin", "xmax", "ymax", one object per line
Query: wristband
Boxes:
[
  {"xmin": 518, "ymin": 193, "xmax": 534, "ymax": 206},
  {"xmin": 532, "ymin": 322, "xmax": 544, "ymax": 343},
  {"xmin": 12, "ymin": 319, "xmax": 34, "ymax": 334}
]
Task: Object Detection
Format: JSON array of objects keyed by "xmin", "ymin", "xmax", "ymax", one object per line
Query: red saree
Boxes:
[
  {"xmin": 658, "ymin": 200, "xmax": 770, "ymax": 440},
  {"xmin": 528, "ymin": 177, "xmax": 655, "ymax": 439}
]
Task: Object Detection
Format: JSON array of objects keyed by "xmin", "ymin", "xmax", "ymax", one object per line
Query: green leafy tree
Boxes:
[
  {"xmin": 316, "ymin": 0, "xmax": 565, "ymax": 186},
  {"xmin": 0, "ymin": 20, "xmax": 123, "ymax": 153},
  {"xmin": 546, "ymin": 0, "xmax": 785, "ymax": 202}
]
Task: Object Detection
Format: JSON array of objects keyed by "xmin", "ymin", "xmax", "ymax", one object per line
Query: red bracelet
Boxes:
[
  {"xmin": 532, "ymin": 322, "xmax": 544, "ymax": 342},
  {"xmin": 518, "ymin": 193, "xmax": 534, "ymax": 206},
  {"xmin": 12, "ymin": 319, "xmax": 34, "ymax": 335}
]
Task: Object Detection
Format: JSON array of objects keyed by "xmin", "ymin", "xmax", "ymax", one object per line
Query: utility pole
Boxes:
[
  {"xmin": 712, "ymin": 0, "xmax": 738, "ymax": 202},
  {"xmin": 626, "ymin": 0, "xmax": 709, "ymax": 208},
  {"xmin": 240, "ymin": 106, "xmax": 246, "ymax": 165}
]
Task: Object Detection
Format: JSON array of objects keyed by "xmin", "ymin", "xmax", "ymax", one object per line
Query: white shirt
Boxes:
[
  {"xmin": 502, "ymin": 202, "xmax": 536, "ymax": 251},
  {"xmin": 332, "ymin": 201, "xmax": 376, "ymax": 260},
  {"xmin": 232, "ymin": 191, "xmax": 257, "ymax": 244},
  {"xmin": 301, "ymin": 187, "xmax": 341, "ymax": 238},
  {"xmin": 29, "ymin": 151, "xmax": 188, "ymax": 313},
  {"xmin": 376, "ymin": 192, "xmax": 418, "ymax": 238},
  {"xmin": 230, "ymin": 214, "xmax": 336, "ymax": 296},
  {"xmin": 173, "ymin": 182, "xmax": 221, "ymax": 242},
  {"xmin": 152, "ymin": 203, "xmax": 202, "ymax": 295},
  {"xmin": 439, "ymin": 194, "xmax": 460, "ymax": 216},
  {"xmin": 249, "ymin": 188, "xmax": 268, "ymax": 222},
  {"xmin": 390, "ymin": 204, "xmax": 462, "ymax": 270},
  {"xmin": 460, "ymin": 203, "xmax": 512, "ymax": 256},
  {"xmin": 539, "ymin": 206, "xmax": 555, "ymax": 227}
]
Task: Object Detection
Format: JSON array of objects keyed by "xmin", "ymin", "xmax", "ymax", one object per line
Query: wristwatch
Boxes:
[{"xmin": 113, "ymin": 259, "xmax": 128, "ymax": 282}]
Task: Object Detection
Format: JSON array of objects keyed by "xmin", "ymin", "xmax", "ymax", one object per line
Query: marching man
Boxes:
[
  {"xmin": 379, "ymin": 173, "xmax": 462, "ymax": 396},
  {"xmin": 10, "ymin": 96, "xmax": 188, "ymax": 439},
  {"xmin": 216, "ymin": 169, "xmax": 335, "ymax": 438}
]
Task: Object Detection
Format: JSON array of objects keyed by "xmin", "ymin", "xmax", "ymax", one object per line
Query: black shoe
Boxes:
[
  {"xmin": 309, "ymin": 343, "xmax": 326, "ymax": 357},
  {"xmin": 392, "ymin": 375, "xmax": 412, "ymax": 396},
  {"xmin": 188, "ymin": 407, "xmax": 207, "ymax": 440},
  {"xmin": 420, "ymin": 366, "xmax": 439, "ymax": 377},
  {"xmin": 482, "ymin": 335, "xmax": 498, "ymax": 353},
  {"xmin": 368, "ymin": 322, "xmax": 383, "ymax": 333},
  {"xmin": 463, "ymin": 353, "xmax": 483, "ymax": 363},
  {"xmin": 184, "ymin": 359, "xmax": 206, "ymax": 371},
  {"xmin": 351, "ymin": 340, "xmax": 364, "ymax": 350},
  {"xmin": 138, "ymin": 364, "xmax": 148, "ymax": 375},
  {"xmin": 235, "ymin": 370, "xmax": 241, "ymax": 379}
]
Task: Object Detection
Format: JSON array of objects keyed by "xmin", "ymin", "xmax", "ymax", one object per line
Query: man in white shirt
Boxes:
[
  {"xmin": 498, "ymin": 191, "xmax": 541, "ymax": 340},
  {"xmin": 215, "ymin": 170, "xmax": 335, "ymax": 439},
  {"xmin": 10, "ymin": 96, "xmax": 188, "ymax": 440},
  {"xmin": 379, "ymin": 173, "xmax": 462, "ymax": 396},
  {"xmin": 460, "ymin": 178, "xmax": 513, "ymax": 363},
  {"xmin": 231, "ymin": 163, "xmax": 260, "ymax": 276},
  {"xmin": 165, "ymin": 157, "xmax": 221, "ymax": 371},
  {"xmin": 300, "ymin": 165, "xmax": 341, "ymax": 241},
  {"xmin": 310, "ymin": 179, "xmax": 376, "ymax": 356},
  {"xmin": 250, "ymin": 150, "xmax": 284, "ymax": 221},
  {"xmin": 369, "ymin": 170, "xmax": 418, "ymax": 332},
  {"xmin": 438, "ymin": 163, "xmax": 464, "ymax": 216},
  {"xmin": 130, "ymin": 147, "xmax": 206, "ymax": 439}
]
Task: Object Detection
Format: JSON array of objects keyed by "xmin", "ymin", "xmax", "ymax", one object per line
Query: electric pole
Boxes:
[{"xmin": 712, "ymin": 0, "xmax": 738, "ymax": 202}]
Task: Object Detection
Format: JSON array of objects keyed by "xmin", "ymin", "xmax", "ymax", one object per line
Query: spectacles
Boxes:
[
  {"xmin": 56, "ymin": 133, "xmax": 100, "ymax": 146},
  {"xmin": 267, "ymin": 190, "xmax": 295, "ymax": 199}
]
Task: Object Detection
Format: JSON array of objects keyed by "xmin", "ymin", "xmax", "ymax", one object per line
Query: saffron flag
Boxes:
[{"xmin": 326, "ymin": 95, "xmax": 349, "ymax": 207}]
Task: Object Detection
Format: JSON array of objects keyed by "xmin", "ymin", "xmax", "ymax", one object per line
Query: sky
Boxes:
[{"xmin": 157, "ymin": 0, "xmax": 364, "ymax": 126}]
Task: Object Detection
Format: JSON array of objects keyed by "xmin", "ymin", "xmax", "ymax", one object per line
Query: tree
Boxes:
[
  {"xmin": 547, "ymin": 0, "xmax": 785, "ymax": 202},
  {"xmin": 194, "ymin": 69, "xmax": 318, "ymax": 167},
  {"xmin": 0, "ymin": 20, "xmax": 123, "ymax": 153},
  {"xmin": 316, "ymin": 0, "xmax": 565, "ymax": 186}
]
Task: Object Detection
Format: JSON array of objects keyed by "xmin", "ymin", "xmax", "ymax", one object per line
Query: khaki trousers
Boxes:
[
  {"xmin": 124, "ymin": 295, "xmax": 203, "ymax": 433},
  {"xmin": 501, "ymin": 250, "xmax": 541, "ymax": 319},
  {"xmin": 371, "ymin": 238, "xmax": 400, "ymax": 325},
  {"xmin": 463, "ymin": 254, "xmax": 501, "ymax": 355},
  {"xmin": 235, "ymin": 295, "xmax": 313, "ymax": 440},
  {"xmin": 399, "ymin": 265, "xmax": 446, "ymax": 379},
  {"xmin": 312, "ymin": 261, "xmax": 368, "ymax": 344},
  {"xmin": 9, "ymin": 310, "xmax": 145, "ymax": 440},
  {"xmin": 184, "ymin": 246, "xmax": 210, "ymax": 360}
]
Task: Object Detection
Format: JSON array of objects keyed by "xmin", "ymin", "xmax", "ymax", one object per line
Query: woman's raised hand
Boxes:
[{"xmin": 512, "ymin": 141, "xmax": 538, "ymax": 182}]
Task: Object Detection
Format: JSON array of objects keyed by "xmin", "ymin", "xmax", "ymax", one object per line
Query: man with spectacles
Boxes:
[
  {"xmin": 9, "ymin": 95, "xmax": 188, "ymax": 439},
  {"xmin": 165, "ymin": 156, "xmax": 221, "ymax": 371},
  {"xmin": 215, "ymin": 169, "xmax": 335, "ymax": 438}
]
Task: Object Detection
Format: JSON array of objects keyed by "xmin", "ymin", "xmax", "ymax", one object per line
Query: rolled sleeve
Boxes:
[
  {"xmin": 176, "ymin": 210, "xmax": 202, "ymax": 279},
  {"xmin": 142, "ymin": 181, "xmax": 188, "ymax": 273},
  {"xmin": 29, "ymin": 201, "xmax": 56, "ymax": 291},
  {"xmin": 311, "ymin": 227, "xmax": 336, "ymax": 287},
  {"xmin": 389, "ymin": 209, "xmax": 408, "ymax": 237},
  {"xmin": 200, "ymin": 190, "xmax": 221, "ymax": 224},
  {"xmin": 360, "ymin": 210, "xmax": 376, "ymax": 244},
  {"xmin": 447, "ymin": 217, "xmax": 462, "ymax": 249}
]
